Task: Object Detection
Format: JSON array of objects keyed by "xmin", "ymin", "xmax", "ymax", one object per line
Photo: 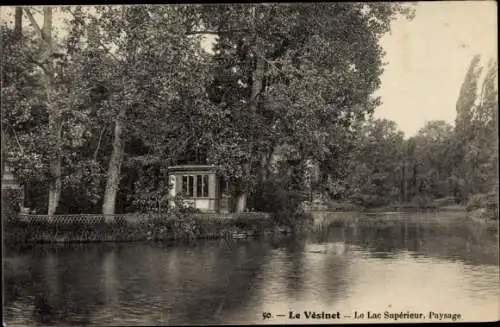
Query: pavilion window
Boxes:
[
  {"xmin": 202, "ymin": 175, "xmax": 209, "ymax": 197},
  {"xmin": 182, "ymin": 174, "xmax": 209, "ymax": 198}
]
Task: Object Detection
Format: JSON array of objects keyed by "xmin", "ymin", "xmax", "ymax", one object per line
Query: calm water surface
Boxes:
[{"xmin": 3, "ymin": 213, "xmax": 499, "ymax": 325}]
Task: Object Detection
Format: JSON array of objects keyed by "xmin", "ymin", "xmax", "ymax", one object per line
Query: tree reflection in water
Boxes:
[
  {"xmin": 339, "ymin": 216, "xmax": 499, "ymax": 266},
  {"xmin": 3, "ymin": 244, "xmax": 114, "ymax": 326},
  {"xmin": 282, "ymin": 236, "xmax": 307, "ymax": 301},
  {"xmin": 95, "ymin": 239, "xmax": 275, "ymax": 325}
]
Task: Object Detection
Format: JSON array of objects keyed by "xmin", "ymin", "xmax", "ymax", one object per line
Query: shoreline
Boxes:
[
  {"xmin": 309, "ymin": 208, "xmax": 498, "ymax": 233},
  {"xmin": 3, "ymin": 207, "xmax": 497, "ymax": 244},
  {"xmin": 2, "ymin": 213, "xmax": 289, "ymax": 244}
]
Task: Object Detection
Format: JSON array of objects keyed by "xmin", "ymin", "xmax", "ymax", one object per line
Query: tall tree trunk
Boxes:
[
  {"xmin": 257, "ymin": 153, "xmax": 268, "ymax": 183},
  {"xmin": 22, "ymin": 8, "xmax": 62, "ymax": 215},
  {"xmin": 236, "ymin": 193, "xmax": 247, "ymax": 213},
  {"xmin": 400, "ymin": 159, "xmax": 406, "ymax": 204},
  {"xmin": 48, "ymin": 154, "xmax": 62, "ymax": 215},
  {"xmin": 38, "ymin": 7, "xmax": 62, "ymax": 216},
  {"xmin": 1, "ymin": 128, "xmax": 5, "ymax": 183},
  {"xmin": 14, "ymin": 7, "xmax": 22, "ymax": 37},
  {"xmin": 411, "ymin": 163, "xmax": 417, "ymax": 200},
  {"xmin": 237, "ymin": 8, "xmax": 266, "ymax": 213},
  {"xmin": 102, "ymin": 108, "xmax": 126, "ymax": 218}
]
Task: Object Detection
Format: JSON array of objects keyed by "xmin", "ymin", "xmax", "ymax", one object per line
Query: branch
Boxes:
[
  {"xmin": 93, "ymin": 126, "xmax": 106, "ymax": 161},
  {"xmin": 24, "ymin": 9, "xmax": 53, "ymax": 66},
  {"xmin": 67, "ymin": 9, "xmax": 122, "ymax": 63},
  {"xmin": 186, "ymin": 29, "xmax": 287, "ymax": 39},
  {"xmin": 23, "ymin": 9, "xmax": 43, "ymax": 39},
  {"xmin": 6, "ymin": 125, "xmax": 25, "ymax": 155},
  {"xmin": 96, "ymin": 38, "xmax": 121, "ymax": 63},
  {"xmin": 186, "ymin": 29, "xmax": 250, "ymax": 36},
  {"xmin": 252, "ymin": 50, "xmax": 294, "ymax": 78}
]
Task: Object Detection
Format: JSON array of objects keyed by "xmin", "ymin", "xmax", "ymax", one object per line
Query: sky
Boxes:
[
  {"xmin": 375, "ymin": 1, "xmax": 497, "ymax": 137},
  {"xmin": 1, "ymin": 2, "xmax": 497, "ymax": 138}
]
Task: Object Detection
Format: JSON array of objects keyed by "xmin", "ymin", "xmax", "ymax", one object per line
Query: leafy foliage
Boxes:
[
  {"xmin": 337, "ymin": 118, "xmax": 405, "ymax": 208},
  {"xmin": 451, "ymin": 56, "xmax": 498, "ymax": 203},
  {"xmin": 195, "ymin": 3, "xmax": 414, "ymax": 211}
]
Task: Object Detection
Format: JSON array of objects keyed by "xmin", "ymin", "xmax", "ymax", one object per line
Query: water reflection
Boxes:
[{"xmin": 4, "ymin": 214, "xmax": 499, "ymax": 325}]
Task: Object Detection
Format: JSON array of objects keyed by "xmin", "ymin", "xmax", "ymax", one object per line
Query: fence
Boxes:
[
  {"xmin": 14, "ymin": 212, "xmax": 270, "ymax": 223},
  {"xmin": 4, "ymin": 212, "xmax": 275, "ymax": 244},
  {"xmin": 16, "ymin": 213, "xmax": 146, "ymax": 225}
]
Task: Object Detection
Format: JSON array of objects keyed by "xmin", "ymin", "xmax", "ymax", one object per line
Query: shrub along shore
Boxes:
[{"xmin": 3, "ymin": 212, "xmax": 304, "ymax": 244}]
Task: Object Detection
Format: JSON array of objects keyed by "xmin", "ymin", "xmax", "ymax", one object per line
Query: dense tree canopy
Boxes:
[{"xmin": 2, "ymin": 4, "xmax": 497, "ymax": 219}]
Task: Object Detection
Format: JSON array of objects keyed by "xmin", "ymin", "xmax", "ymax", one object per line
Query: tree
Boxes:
[
  {"xmin": 196, "ymin": 3, "xmax": 414, "ymax": 212},
  {"xmin": 451, "ymin": 55, "xmax": 498, "ymax": 203},
  {"xmin": 1, "ymin": 8, "xmax": 23, "ymax": 182},
  {"xmin": 451, "ymin": 55, "xmax": 483, "ymax": 202},
  {"xmin": 342, "ymin": 118, "xmax": 405, "ymax": 208},
  {"xmin": 409, "ymin": 121, "xmax": 454, "ymax": 200},
  {"xmin": 2, "ymin": 6, "xmax": 106, "ymax": 214},
  {"xmin": 63, "ymin": 6, "xmax": 213, "ymax": 216},
  {"xmin": 466, "ymin": 59, "xmax": 498, "ymax": 195},
  {"xmin": 15, "ymin": 7, "xmax": 65, "ymax": 215},
  {"xmin": 1, "ymin": 9, "xmax": 53, "ymax": 212}
]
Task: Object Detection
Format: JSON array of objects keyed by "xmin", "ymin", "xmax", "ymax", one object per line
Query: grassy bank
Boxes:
[
  {"xmin": 309, "ymin": 209, "xmax": 498, "ymax": 234},
  {"xmin": 317, "ymin": 197, "xmax": 467, "ymax": 213},
  {"xmin": 312, "ymin": 210, "xmax": 461, "ymax": 227},
  {"xmin": 359, "ymin": 204, "xmax": 466, "ymax": 213},
  {"xmin": 466, "ymin": 208, "xmax": 499, "ymax": 231},
  {"xmin": 3, "ymin": 213, "xmax": 285, "ymax": 244}
]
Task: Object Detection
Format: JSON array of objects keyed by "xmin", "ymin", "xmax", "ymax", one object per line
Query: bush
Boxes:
[
  {"xmin": 232, "ymin": 213, "xmax": 273, "ymax": 232},
  {"xmin": 433, "ymin": 196, "xmax": 459, "ymax": 207},
  {"xmin": 467, "ymin": 192, "xmax": 498, "ymax": 220},
  {"xmin": 2, "ymin": 189, "xmax": 23, "ymax": 221},
  {"xmin": 350, "ymin": 193, "xmax": 390, "ymax": 209},
  {"xmin": 466, "ymin": 193, "xmax": 488, "ymax": 212},
  {"xmin": 411, "ymin": 194, "xmax": 435, "ymax": 208},
  {"xmin": 485, "ymin": 192, "xmax": 498, "ymax": 220},
  {"xmin": 325, "ymin": 200, "xmax": 360, "ymax": 211},
  {"xmin": 252, "ymin": 179, "xmax": 312, "ymax": 230}
]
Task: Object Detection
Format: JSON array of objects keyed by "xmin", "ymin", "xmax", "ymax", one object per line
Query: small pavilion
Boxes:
[{"xmin": 168, "ymin": 165, "xmax": 233, "ymax": 213}]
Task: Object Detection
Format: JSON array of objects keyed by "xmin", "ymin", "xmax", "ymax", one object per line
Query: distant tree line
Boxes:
[{"xmin": 323, "ymin": 56, "xmax": 498, "ymax": 214}]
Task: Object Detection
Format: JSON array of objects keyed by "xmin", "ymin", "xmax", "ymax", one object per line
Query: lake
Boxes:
[{"xmin": 3, "ymin": 213, "xmax": 499, "ymax": 325}]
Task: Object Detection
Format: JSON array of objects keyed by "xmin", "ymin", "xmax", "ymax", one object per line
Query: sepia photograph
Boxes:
[{"xmin": 1, "ymin": 2, "xmax": 498, "ymax": 325}]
